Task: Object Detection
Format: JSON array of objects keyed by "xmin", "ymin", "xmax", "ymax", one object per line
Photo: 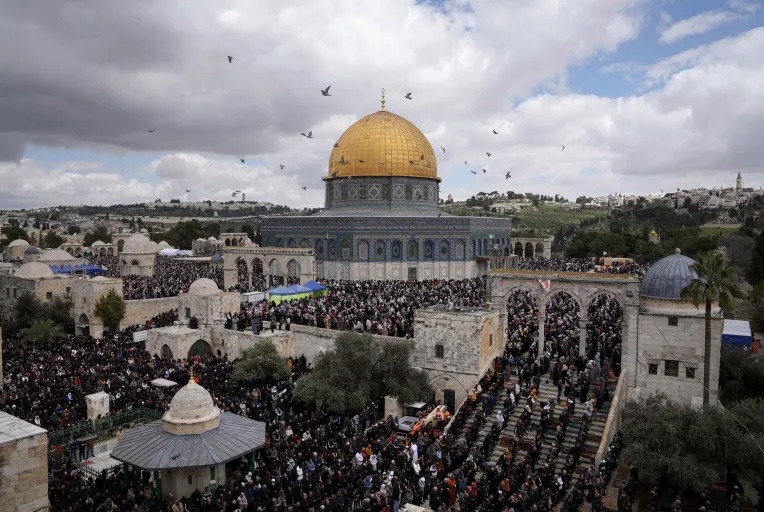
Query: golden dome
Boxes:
[{"xmin": 327, "ymin": 110, "xmax": 439, "ymax": 181}]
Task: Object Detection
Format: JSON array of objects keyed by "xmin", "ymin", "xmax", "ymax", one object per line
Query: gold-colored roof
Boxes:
[{"xmin": 327, "ymin": 110, "xmax": 439, "ymax": 180}]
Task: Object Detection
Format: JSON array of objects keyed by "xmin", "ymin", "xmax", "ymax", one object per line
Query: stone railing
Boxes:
[{"xmin": 595, "ymin": 369, "xmax": 628, "ymax": 466}]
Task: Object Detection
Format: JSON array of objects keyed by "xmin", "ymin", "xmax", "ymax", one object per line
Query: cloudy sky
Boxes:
[{"xmin": 1, "ymin": 0, "xmax": 762, "ymax": 209}]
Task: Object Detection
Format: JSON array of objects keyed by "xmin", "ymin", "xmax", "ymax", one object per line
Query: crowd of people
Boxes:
[
  {"xmin": 3, "ymin": 315, "xmax": 624, "ymax": 512},
  {"xmin": 121, "ymin": 257, "xmax": 224, "ymax": 300},
  {"xmin": 227, "ymin": 277, "xmax": 487, "ymax": 338},
  {"xmin": 513, "ymin": 257, "xmax": 648, "ymax": 277}
]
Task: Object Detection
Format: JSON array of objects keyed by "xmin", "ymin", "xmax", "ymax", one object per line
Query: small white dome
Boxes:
[
  {"xmin": 162, "ymin": 377, "xmax": 220, "ymax": 435},
  {"xmin": 38, "ymin": 249, "xmax": 75, "ymax": 262},
  {"xmin": 157, "ymin": 241, "xmax": 170, "ymax": 249},
  {"xmin": 187, "ymin": 278, "xmax": 221, "ymax": 295},
  {"xmin": 149, "ymin": 241, "xmax": 160, "ymax": 252},
  {"xmin": 140, "ymin": 228, "xmax": 149, "ymax": 234},
  {"xmin": 14, "ymin": 262, "xmax": 55, "ymax": 280},
  {"xmin": 196, "ymin": 238, "xmax": 205, "ymax": 242},
  {"xmin": 207, "ymin": 236, "xmax": 217, "ymax": 241},
  {"xmin": 8, "ymin": 239, "xmax": 30, "ymax": 248},
  {"xmin": 24, "ymin": 246, "xmax": 42, "ymax": 255},
  {"xmin": 91, "ymin": 240, "xmax": 106, "ymax": 247},
  {"xmin": 122, "ymin": 234, "xmax": 154, "ymax": 253}
]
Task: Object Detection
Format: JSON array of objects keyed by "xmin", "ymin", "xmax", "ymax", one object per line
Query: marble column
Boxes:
[
  {"xmin": 579, "ymin": 320, "xmax": 587, "ymax": 358},
  {"xmin": 537, "ymin": 315, "xmax": 546, "ymax": 360}
]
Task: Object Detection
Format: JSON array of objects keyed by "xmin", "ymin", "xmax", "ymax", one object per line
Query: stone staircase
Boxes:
[{"xmin": 485, "ymin": 377, "xmax": 615, "ymax": 478}]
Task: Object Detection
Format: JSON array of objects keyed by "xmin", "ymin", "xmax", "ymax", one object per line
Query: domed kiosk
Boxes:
[
  {"xmin": 120, "ymin": 233, "xmax": 157, "ymax": 277},
  {"xmin": 110, "ymin": 373, "xmax": 265, "ymax": 499},
  {"xmin": 255, "ymin": 90, "xmax": 513, "ymax": 284},
  {"xmin": 635, "ymin": 249, "xmax": 722, "ymax": 407}
]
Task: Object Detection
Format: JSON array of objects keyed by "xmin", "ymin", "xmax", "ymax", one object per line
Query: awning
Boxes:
[
  {"xmin": 150, "ymin": 378, "xmax": 178, "ymax": 387},
  {"xmin": 288, "ymin": 284, "xmax": 312, "ymax": 294},
  {"xmin": 303, "ymin": 280, "xmax": 327, "ymax": 292},
  {"xmin": 110, "ymin": 413, "xmax": 266, "ymax": 471},
  {"xmin": 722, "ymin": 319, "xmax": 752, "ymax": 348}
]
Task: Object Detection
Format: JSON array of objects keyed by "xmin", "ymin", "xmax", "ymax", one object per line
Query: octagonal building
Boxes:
[{"xmin": 261, "ymin": 93, "xmax": 512, "ymax": 281}]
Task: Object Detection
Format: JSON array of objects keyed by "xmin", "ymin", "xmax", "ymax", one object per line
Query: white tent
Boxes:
[
  {"xmin": 721, "ymin": 319, "xmax": 752, "ymax": 348},
  {"xmin": 158, "ymin": 248, "xmax": 193, "ymax": 257},
  {"xmin": 151, "ymin": 378, "xmax": 178, "ymax": 387}
]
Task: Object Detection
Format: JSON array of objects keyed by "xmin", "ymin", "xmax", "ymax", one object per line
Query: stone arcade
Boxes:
[
  {"xmin": 487, "ymin": 249, "xmax": 722, "ymax": 407},
  {"xmin": 261, "ymin": 92, "xmax": 514, "ymax": 281}
]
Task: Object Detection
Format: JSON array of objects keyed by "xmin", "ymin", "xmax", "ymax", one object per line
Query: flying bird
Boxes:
[
  {"xmin": 358, "ymin": 160, "xmax": 365, "ymax": 163},
  {"xmin": 148, "ymin": 130, "xmax": 154, "ymax": 133},
  {"xmin": 470, "ymin": 170, "xmax": 477, "ymax": 175},
  {"xmin": 561, "ymin": 145, "xmax": 565, "ymax": 151},
  {"xmin": 441, "ymin": 146, "xmax": 446, "ymax": 153},
  {"xmin": 231, "ymin": 192, "xmax": 237, "ymax": 197},
  {"xmin": 170, "ymin": 453, "xmax": 180, "ymax": 460},
  {"xmin": 437, "ymin": 212, "xmax": 442, "ymax": 218},
  {"xmin": 409, "ymin": 160, "xmax": 415, "ymax": 165},
  {"xmin": 301, "ymin": 131, "xmax": 313, "ymax": 138},
  {"xmin": 240, "ymin": 159, "xmax": 245, "ymax": 163},
  {"xmin": 339, "ymin": 156, "xmax": 348, "ymax": 165},
  {"xmin": 505, "ymin": 171, "xmax": 511, "ymax": 180},
  {"xmin": 227, "ymin": 56, "xmax": 233, "ymax": 63},
  {"xmin": 493, "ymin": 130, "xmax": 498, "ymax": 134},
  {"xmin": 186, "ymin": 189, "xmax": 191, "ymax": 193},
  {"xmin": 330, "ymin": 172, "xmax": 338, "ymax": 177},
  {"xmin": 482, "ymin": 169, "xmax": 487, "ymax": 174},
  {"xmin": 404, "ymin": 92, "xmax": 412, "ymax": 99},
  {"xmin": 420, "ymin": 154, "xmax": 424, "ymax": 160},
  {"xmin": 321, "ymin": 86, "xmax": 331, "ymax": 96},
  {"xmin": 280, "ymin": 164, "xmax": 286, "ymax": 170},
  {"xmin": 486, "ymin": 152, "xmax": 491, "ymax": 157},
  {"xmin": 464, "ymin": 161, "xmax": 468, "ymax": 165},
  {"xmin": 334, "ymin": 143, "xmax": 340, "ymax": 148},
  {"xmin": 234, "ymin": 190, "xmax": 241, "ymax": 193},
  {"xmin": 302, "ymin": 186, "xmax": 307, "ymax": 191}
]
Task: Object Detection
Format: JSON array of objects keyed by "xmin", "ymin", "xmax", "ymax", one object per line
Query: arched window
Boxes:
[
  {"xmin": 276, "ymin": 239, "xmax": 285, "ymax": 248},
  {"xmin": 358, "ymin": 240, "xmax": 369, "ymax": 261},
  {"xmin": 314, "ymin": 240, "xmax": 325, "ymax": 259},
  {"xmin": 287, "ymin": 259, "xmax": 300, "ymax": 278},
  {"xmin": 438, "ymin": 240, "xmax": 450, "ymax": 261},
  {"xmin": 407, "ymin": 240, "xmax": 419, "ymax": 261},
  {"xmin": 391, "ymin": 240, "xmax": 402, "ymax": 260},
  {"xmin": 117, "ymin": 239, "xmax": 125, "ymax": 252},
  {"xmin": 340, "ymin": 240, "xmax": 351, "ymax": 261},
  {"xmin": 455, "ymin": 240, "xmax": 465, "ymax": 260},
  {"xmin": 375, "ymin": 240, "xmax": 386, "ymax": 261},
  {"xmin": 423, "ymin": 240, "xmax": 434, "ymax": 260},
  {"xmin": 300, "ymin": 239, "xmax": 312, "ymax": 248},
  {"xmin": 265, "ymin": 238, "xmax": 273, "ymax": 246},
  {"xmin": 287, "ymin": 239, "xmax": 297, "ymax": 248},
  {"xmin": 327, "ymin": 241, "xmax": 336, "ymax": 260}
]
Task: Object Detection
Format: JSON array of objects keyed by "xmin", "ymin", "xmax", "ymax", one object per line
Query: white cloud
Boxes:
[
  {"xmin": 659, "ymin": 10, "xmax": 742, "ymax": 44},
  {"xmin": 0, "ymin": 1, "xmax": 762, "ymax": 208}
]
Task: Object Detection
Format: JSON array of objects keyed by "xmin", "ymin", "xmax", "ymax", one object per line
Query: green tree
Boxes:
[
  {"xmin": 241, "ymin": 224, "xmax": 255, "ymax": 241},
  {"xmin": 2, "ymin": 292, "xmax": 71, "ymax": 334},
  {"xmin": 294, "ymin": 333, "xmax": 432, "ymax": 413},
  {"xmin": 232, "ymin": 340, "xmax": 290, "ymax": 382},
  {"xmin": 20, "ymin": 319, "xmax": 63, "ymax": 346},
  {"xmin": 94, "ymin": 289, "xmax": 126, "ymax": 332},
  {"xmin": 84, "ymin": 225, "xmax": 112, "ymax": 246},
  {"xmin": 0, "ymin": 225, "xmax": 28, "ymax": 245},
  {"xmin": 681, "ymin": 251, "xmax": 745, "ymax": 405},
  {"xmin": 43, "ymin": 231, "xmax": 64, "ymax": 249},
  {"xmin": 719, "ymin": 347, "xmax": 764, "ymax": 404},
  {"xmin": 748, "ymin": 231, "xmax": 764, "ymax": 285},
  {"xmin": 67, "ymin": 225, "xmax": 81, "ymax": 235},
  {"xmin": 621, "ymin": 394, "xmax": 764, "ymax": 492}
]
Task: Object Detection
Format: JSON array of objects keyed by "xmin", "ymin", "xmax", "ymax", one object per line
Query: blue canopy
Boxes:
[
  {"xmin": 722, "ymin": 319, "xmax": 752, "ymax": 348},
  {"xmin": 267, "ymin": 286, "xmax": 296, "ymax": 296},
  {"xmin": 303, "ymin": 280, "xmax": 326, "ymax": 292},
  {"xmin": 288, "ymin": 284, "xmax": 312, "ymax": 294},
  {"xmin": 50, "ymin": 263, "xmax": 103, "ymax": 275}
]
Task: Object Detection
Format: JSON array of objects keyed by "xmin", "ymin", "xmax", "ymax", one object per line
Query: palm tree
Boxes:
[{"xmin": 681, "ymin": 250, "xmax": 745, "ymax": 405}]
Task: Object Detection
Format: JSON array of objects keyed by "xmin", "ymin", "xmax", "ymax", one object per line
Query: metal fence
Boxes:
[{"xmin": 48, "ymin": 407, "xmax": 163, "ymax": 451}]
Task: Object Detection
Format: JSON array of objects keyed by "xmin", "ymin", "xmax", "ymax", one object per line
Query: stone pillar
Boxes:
[
  {"xmin": 537, "ymin": 315, "xmax": 545, "ymax": 360},
  {"xmin": 85, "ymin": 391, "xmax": 110, "ymax": 421},
  {"xmin": 579, "ymin": 320, "xmax": 587, "ymax": 358},
  {"xmin": 0, "ymin": 327, "xmax": 3, "ymax": 384}
]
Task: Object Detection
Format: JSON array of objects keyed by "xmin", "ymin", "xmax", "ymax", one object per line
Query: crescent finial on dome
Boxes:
[{"xmin": 381, "ymin": 88, "xmax": 385, "ymax": 111}]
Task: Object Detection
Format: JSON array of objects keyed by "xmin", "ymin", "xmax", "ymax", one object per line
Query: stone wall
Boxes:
[
  {"xmin": 633, "ymin": 298, "xmax": 723, "ymax": 406},
  {"xmin": 0, "ymin": 412, "xmax": 49, "ymax": 512},
  {"xmin": 287, "ymin": 324, "xmax": 402, "ymax": 364},
  {"xmin": 123, "ymin": 297, "xmax": 178, "ymax": 328},
  {"xmin": 595, "ymin": 369, "xmax": 628, "ymax": 466}
]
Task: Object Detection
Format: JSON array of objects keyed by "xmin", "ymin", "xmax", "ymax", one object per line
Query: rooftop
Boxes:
[{"xmin": 0, "ymin": 410, "xmax": 47, "ymax": 445}]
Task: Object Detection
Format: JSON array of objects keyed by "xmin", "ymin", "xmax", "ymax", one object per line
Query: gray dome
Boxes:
[
  {"xmin": 209, "ymin": 254, "xmax": 224, "ymax": 265},
  {"xmin": 24, "ymin": 246, "xmax": 41, "ymax": 254},
  {"xmin": 641, "ymin": 249, "xmax": 698, "ymax": 300}
]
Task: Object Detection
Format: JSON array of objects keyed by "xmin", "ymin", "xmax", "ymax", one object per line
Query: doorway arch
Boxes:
[
  {"xmin": 161, "ymin": 344, "xmax": 174, "ymax": 360},
  {"xmin": 77, "ymin": 313, "xmax": 90, "ymax": 337},
  {"xmin": 188, "ymin": 339, "xmax": 212, "ymax": 358}
]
